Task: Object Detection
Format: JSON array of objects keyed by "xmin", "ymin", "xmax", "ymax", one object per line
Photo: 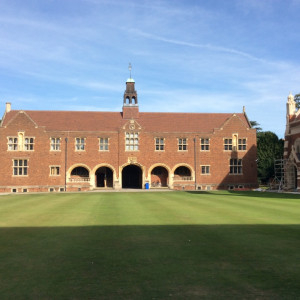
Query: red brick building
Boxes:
[{"xmin": 0, "ymin": 78, "xmax": 257, "ymax": 192}]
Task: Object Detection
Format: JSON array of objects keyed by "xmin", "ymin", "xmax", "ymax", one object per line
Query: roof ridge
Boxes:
[{"xmin": 15, "ymin": 110, "xmax": 121, "ymax": 113}]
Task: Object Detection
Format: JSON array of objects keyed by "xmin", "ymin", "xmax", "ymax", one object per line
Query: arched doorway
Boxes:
[
  {"xmin": 151, "ymin": 166, "xmax": 168, "ymax": 187},
  {"xmin": 174, "ymin": 166, "xmax": 192, "ymax": 180},
  {"xmin": 95, "ymin": 167, "xmax": 113, "ymax": 188},
  {"xmin": 70, "ymin": 166, "xmax": 90, "ymax": 182},
  {"xmin": 122, "ymin": 165, "xmax": 142, "ymax": 188}
]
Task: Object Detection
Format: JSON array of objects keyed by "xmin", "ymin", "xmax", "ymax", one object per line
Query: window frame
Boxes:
[
  {"xmin": 50, "ymin": 137, "xmax": 61, "ymax": 151},
  {"xmin": 24, "ymin": 137, "xmax": 34, "ymax": 151},
  {"xmin": 229, "ymin": 158, "xmax": 243, "ymax": 175},
  {"xmin": 99, "ymin": 137, "xmax": 109, "ymax": 151},
  {"xmin": 201, "ymin": 165, "xmax": 210, "ymax": 175},
  {"xmin": 200, "ymin": 138, "xmax": 210, "ymax": 151},
  {"xmin": 75, "ymin": 137, "xmax": 86, "ymax": 151},
  {"xmin": 125, "ymin": 132, "xmax": 139, "ymax": 151},
  {"xmin": 13, "ymin": 159, "xmax": 28, "ymax": 176},
  {"xmin": 178, "ymin": 138, "xmax": 188, "ymax": 151},
  {"xmin": 7, "ymin": 137, "xmax": 18, "ymax": 151},
  {"xmin": 50, "ymin": 165, "xmax": 60, "ymax": 176},
  {"xmin": 238, "ymin": 138, "xmax": 247, "ymax": 151},
  {"xmin": 224, "ymin": 138, "xmax": 233, "ymax": 151},
  {"xmin": 155, "ymin": 137, "xmax": 165, "ymax": 151}
]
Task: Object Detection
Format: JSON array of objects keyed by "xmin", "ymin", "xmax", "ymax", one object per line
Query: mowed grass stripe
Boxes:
[
  {"xmin": 157, "ymin": 192, "xmax": 264, "ymax": 225},
  {"xmin": 0, "ymin": 193, "xmax": 106, "ymax": 227},
  {"xmin": 0, "ymin": 194, "xmax": 73, "ymax": 226},
  {"xmin": 220, "ymin": 197, "xmax": 300, "ymax": 224},
  {"xmin": 1, "ymin": 191, "xmax": 300, "ymax": 226},
  {"xmin": 185, "ymin": 192, "xmax": 300, "ymax": 224}
]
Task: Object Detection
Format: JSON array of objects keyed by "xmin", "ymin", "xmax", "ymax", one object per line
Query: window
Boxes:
[
  {"xmin": 238, "ymin": 138, "xmax": 247, "ymax": 151},
  {"xmin": 7, "ymin": 135, "xmax": 35, "ymax": 151},
  {"xmin": 201, "ymin": 165, "xmax": 210, "ymax": 174},
  {"xmin": 75, "ymin": 138, "xmax": 85, "ymax": 151},
  {"xmin": 99, "ymin": 138, "xmax": 109, "ymax": 151},
  {"xmin": 50, "ymin": 166, "xmax": 60, "ymax": 176},
  {"xmin": 200, "ymin": 138, "xmax": 210, "ymax": 151},
  {"xmin": 224, "ymin": 138, "xmax": 232, "ymax": 151},
  {"xmin": 24, "ymin": 137, "xmax": 34, "ymax": 151},
  {"xmin": 178, "ymin": 138, "xmax": 187, "ymax": 151},
  {"xmin": 50, "ymin": 138, "xmax": 61, "ymax": 151},
  {"xmin": 125, "ymin": 132, "xmax": 139, "ymax": 151},
  {"xmin": 155, "ymin": 138, "xmax": 165, "ymax": 151},
  {"xmin": 13, "ymin": 159, "xmax": 28, "ymax": 176},
  {"xmin": 23, "ymin": 189, "xmax": 28, "ymax": 193},
  {"xmin": 8, "ymin": 137, "xmax": 18, "ymax": 151},
  {"xmin": 230, "ymin": 159, "xmax": 242, "ymax": 174}
]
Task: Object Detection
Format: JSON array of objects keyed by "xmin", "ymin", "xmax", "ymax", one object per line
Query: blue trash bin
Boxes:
[{"xmin": 145, "ymin": 182, "xmax": 149, "ymax": 189}]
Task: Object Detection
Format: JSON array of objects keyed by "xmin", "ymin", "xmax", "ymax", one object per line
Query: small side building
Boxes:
[{"xmin": 0, "ymin": 78, "xmax": 258, "ymax": 193}]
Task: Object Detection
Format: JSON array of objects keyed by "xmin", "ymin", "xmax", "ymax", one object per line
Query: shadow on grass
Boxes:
[{"xmin": 0, "ymin": 225, "xmax": 299, "ymax": 299}]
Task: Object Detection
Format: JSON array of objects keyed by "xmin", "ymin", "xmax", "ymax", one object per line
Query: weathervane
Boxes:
[{"xmin": 128, "ymin": 63, "xmax": 132, "ymax": 78}]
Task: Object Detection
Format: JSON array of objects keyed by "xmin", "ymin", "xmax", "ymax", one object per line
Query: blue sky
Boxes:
[{"xmin": 1, "ymin": 0, "xmax": 300, "ymax": 138}]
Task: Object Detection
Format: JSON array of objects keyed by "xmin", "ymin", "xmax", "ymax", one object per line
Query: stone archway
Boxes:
[
  {"xmin": 95, "ymin": 166, "xmax": 113, "ymax": 188},
  {"xmin": 70, "ymin": 166, "xmax": 90, "ymax": 182},
  {"xmin": 174, "ymin": 166, "xmax": 192, "ymax": 180},
  {"xmin": 151, "ymin": 166, "xmax": 169, "ymax": 187},
  {"xmin": 122, "ymin": 165, "xmax": 142, "ymax": 188}
]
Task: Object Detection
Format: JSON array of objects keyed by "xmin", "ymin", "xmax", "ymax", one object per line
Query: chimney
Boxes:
[{"xmin": 5, "ymin": 102, "xmax": 11, "ymax": 113}]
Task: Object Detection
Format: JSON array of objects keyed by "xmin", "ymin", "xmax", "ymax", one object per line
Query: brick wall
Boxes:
[{"xmin": 0, "ymin": 110, "xmax": 257, "ymax": 192}]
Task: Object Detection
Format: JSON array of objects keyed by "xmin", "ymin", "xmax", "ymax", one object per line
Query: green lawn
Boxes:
[{"xmin": 0, "ymin": 191, "xmax": 299, "ymax": 299}]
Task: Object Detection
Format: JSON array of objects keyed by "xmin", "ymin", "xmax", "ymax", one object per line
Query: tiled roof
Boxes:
[{"xmin": 2, "ymin": 110, "xmax": 249, "ymax": 133}]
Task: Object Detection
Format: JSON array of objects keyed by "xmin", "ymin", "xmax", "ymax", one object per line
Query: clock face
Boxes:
[{"xmin": 129, "ymin": 124, "xmax": 135, "ymax": 130}]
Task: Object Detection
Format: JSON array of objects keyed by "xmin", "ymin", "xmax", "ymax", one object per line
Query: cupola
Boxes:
[{"xmin": 122, "ymin": 63, "xmax": 139, "ymax": 119}]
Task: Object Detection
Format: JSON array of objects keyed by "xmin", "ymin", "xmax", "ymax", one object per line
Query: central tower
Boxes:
[{"xmin": 122, "ymin": 64, "xmax": 139, "ymax": 119}]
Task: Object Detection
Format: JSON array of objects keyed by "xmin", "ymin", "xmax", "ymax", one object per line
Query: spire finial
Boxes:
[{"xmin": 128, "ymin": 63, "xmax": 132, "ymax": 78}]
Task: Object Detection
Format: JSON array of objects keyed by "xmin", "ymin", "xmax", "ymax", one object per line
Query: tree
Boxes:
[
  {"xmin": 250, "ymin": 120, "xmax": 262, "ymax": 132},
  {"xmin": 256, "ymin": 131, "xmax": 284, "ymax": 184},
  {"xmin": 295, "ymin": 93, "xmax": 300, "ymax": 110}
]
